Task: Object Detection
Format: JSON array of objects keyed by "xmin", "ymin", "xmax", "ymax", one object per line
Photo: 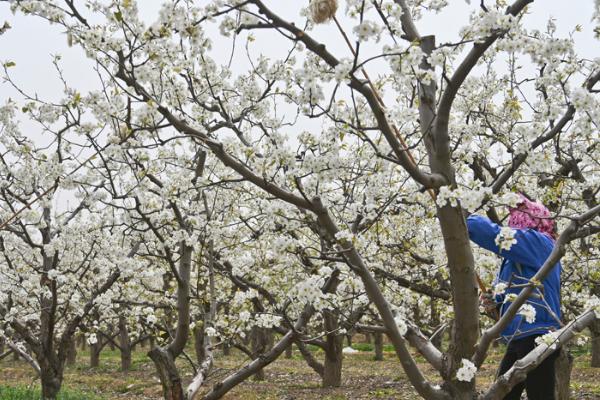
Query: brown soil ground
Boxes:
[{"xmin": 0, "ymin": 344, "xmax": 599, "ymax": 399}]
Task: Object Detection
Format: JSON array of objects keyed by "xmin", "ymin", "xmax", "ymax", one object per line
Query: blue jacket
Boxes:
[{"xmin": 466, "ymin": 215, "xmax": 561, "ymax": 341}]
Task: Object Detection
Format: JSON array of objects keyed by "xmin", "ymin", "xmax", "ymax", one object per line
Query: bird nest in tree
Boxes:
[{"xmin": 310, "ymin": 0, "xmax": 338, "ymax": 24}]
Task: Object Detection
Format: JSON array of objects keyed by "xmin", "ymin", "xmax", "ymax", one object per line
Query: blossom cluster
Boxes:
[
  {"xmin": 456, "ymin": 359, "xmax": 477, "ymax": 382},
  {"xmin": 495, "ymin": 227, "xmax": 517, "ymax": 252}
]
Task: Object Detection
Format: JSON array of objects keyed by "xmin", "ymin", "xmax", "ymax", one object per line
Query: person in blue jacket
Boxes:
[{"xmin": 466, "ymin": 194, "xmax": 561, "ymax": 400}]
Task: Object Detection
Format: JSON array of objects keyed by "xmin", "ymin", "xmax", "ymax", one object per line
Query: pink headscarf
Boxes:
[{"xmin": 508, "ymin": 194, "xmax": 556, "ymax": 240}]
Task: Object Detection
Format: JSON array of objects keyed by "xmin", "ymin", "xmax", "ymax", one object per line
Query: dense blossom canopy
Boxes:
[{"xmin": 0, "ymin": 1, "xmax": 599, "ymax": 399}]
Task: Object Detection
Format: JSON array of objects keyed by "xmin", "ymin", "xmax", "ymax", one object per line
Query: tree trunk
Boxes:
[
  {"xmin": 555, "ymin": 346, "xmax": 574, "ymax": 400},
  {"xmin": 285, "ymin": 343, "xmax": 293, "ymax": 359},
  {"xmin": 591, "ymin": 319, "xmax": 600, "ymax": 368},
  {"xmin": 323, "ymin": 339, "xmax": 343, "ymax": 387},
  {"xmin": 266, "ymin": 329, "xmax": 275, "ymax": 349},
  {"xmin": 421, "ymin": 34, "xmax": 478, "ymax": 398},
  {"xmin": 121, "ymin": 345, "xmax": 131, "ymax": 372},
  {"xmin": 374, "ymin": 332, "xmax": 384, "ymax": 361},
  {"xmin": 66, "ymin": 338, "xmax": 77, "ymax": 366},
  {"xmin": 148, "ymin": 347, "xmax": 184, "ymax": 400},
  {"xmin": 202, "ymin": 329, "xmax": 300, "ymax": 400},
  {"xmin": 322, "ymin": 311, "xmax": 343, "ymax": 388},
  {"xmin": 39, "ymin": 358, "xmax": 63, "ymax": 400},
  {"xmin": 251, "ymin": 326, "xmax": 270, "ymax": 381},
  {"xmin": 40, "ymin": 372, "xmax": 62, "ymax": 400},
  {"xmin": 119, "ymin": 316, "xmax": 132, "ymax": 372},
  {"xmin": 90, "ymin": 339, "xmax": 101, "ymax": 368},
  {"xmin": 149, "ymin": 243, "xmax": 192, "ymax": 399},
  {"xmin": 194, "ymin": 324, "xmax": 206, "ymax": 364},
  {"xmin": 108, "ymin": 325, "xmax": 116, "ymax": 351},
  {"xmin": 430, "ymin": 299, "xmax": 443, "ymax": 350},
  {"xmin": 296, "ymin": 340, "xmax": 324, "ymax": 377},
  {"xmin": 364, "ymin": 332, "xmax": 372, "ymax": 344}
]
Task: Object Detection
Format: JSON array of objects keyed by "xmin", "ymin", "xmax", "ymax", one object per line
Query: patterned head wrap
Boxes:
[{"xmin": 508, "ymin": 194, "xmax": 556, "ymax": 239}]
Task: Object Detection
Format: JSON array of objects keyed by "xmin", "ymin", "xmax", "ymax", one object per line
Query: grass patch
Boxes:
[
  {"xmin": 350, "ymin": 343, "xmax": 373, "ymax": 352},
  {"xmin": 349, "ymin": 343, "xmax": 395, "ymax": 352},
  {"xmin": 369, "ymin": 388, "xmax": 399, "ymax": 397},
  {"xmin": 0, "ymin": 386, "xmax": 101, "ymax": 400}
]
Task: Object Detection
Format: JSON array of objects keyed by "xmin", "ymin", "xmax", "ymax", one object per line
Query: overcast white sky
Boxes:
[{"xmin": 0, "ymin": 1, "xmax": 597, "ymax": 106}]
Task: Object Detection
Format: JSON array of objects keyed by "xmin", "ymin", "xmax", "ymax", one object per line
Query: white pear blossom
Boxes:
[
  {"xmin": 205, "ymin": 327, "xmax": 217, "ymax": 337},
  {"xmin": 495, "ymin": 227, "xmax": 517, "ymax": 251},
  {"xmin": 535, "ymin": 331, "xmax": 559, "ymax": 350},
  {"xmin": 493, "ymin": 282, "xmax": 508, "ymax": 296},
  {"xmin": 585, "ymin": 296, "xmax": 600, "ymax": 318},
  {"xmin": 394, "ymin": 316, "xmax": 408, "ymax": 336},
  {"xmin": 87, "ymin": 333, "xmax": 98, "ymax": 345},
  {"xmin": 353, "ymin": 20, "xmax": 381, "ymax": 41},
  {"xmin": 518, "ymin": 304, "xmax": 536, "ymax": 324},
  {"xmin": 504, "ymin": 293, "xmax": 518, "ymax": 303},
  {"xmin": 333, "ymin": 59, "xmax": 353, "ymax": 83},
  {"xmin": 456, "ymin": 359, "xmax": 477, "ymax": 382}
]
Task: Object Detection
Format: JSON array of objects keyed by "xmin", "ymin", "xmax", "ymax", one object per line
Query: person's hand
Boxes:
[{"xmin": 479, "ymin": 291, "xmax": 499, "ymax": 320}]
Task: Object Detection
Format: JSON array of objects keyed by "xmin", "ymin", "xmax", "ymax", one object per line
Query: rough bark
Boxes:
[
  {"xmin": 296, "ymin": 340, "xmax": 324, "ymax": 377},
  {"xmin": 554, "ymin": 346, "xmax": 573, "ymax": 400},
  {"xmin": 194, "ymin": 324, "xmax": 206, "ymax": 364},
  {"xmin": 430, "ymin": 300, "xmax": 443, "ymax": 350},
  {"xmin": 285, "ymin": 343, "xmax": 293, "ymax": 359},
  {"xmin": 374, "ymin": 332, "xmax": 384, "ymax": 361},
  {"xmin": 148, "ymin": 347, "xmax": 184, "ymax": 400},
  {"xmin": 591, "ymin": 318, "xmax": 600, "ymax": 368},
  {"xmin": 108, "ymin": 326, "xmax": 116, "ymax": 351},
  {"xmin": 90, "ymin": 339, "xmax": 101, "ymax": 368},
  {"xmin": 40, "ymin": 367, "xmax": 63, "ymax": 400},
  {"xmin": 322, "ymin": 310, "xmax": 343, "ymax": 388},
  {"xmin": 118, "ymin": 315, "xmax": 132, "ymax": 372},
  {"xmin": 66, "ymin": 338, "xmax": 77, "ymax": 366},
  {"xmin": 250, "ymin": 326, "xmax": 270, "ymax": 381},
  {"xmin": 38, "ymin": 355, "xmax": 63, "ymax": 400},
  {"xmin": 425, "ymin": 35, "xmax": 479, "ymax": 398},
  {"xmin": 38, "ymin": 207, "xmax": 64, "ymax": 399},
  {"xmin": 150, "ymin": 243, "xmax": 192, "ymax": 399}
]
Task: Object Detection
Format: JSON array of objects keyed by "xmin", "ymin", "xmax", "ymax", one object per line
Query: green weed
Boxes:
[{"xmin": 0, "ymin": 386, "xmax": 101, "ymax": 400}]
